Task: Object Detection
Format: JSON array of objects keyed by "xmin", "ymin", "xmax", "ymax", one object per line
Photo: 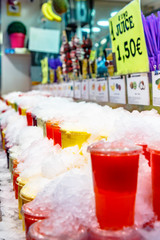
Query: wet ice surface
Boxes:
[{"xmin": 0, "ymin": 149, "xmax": 25, "ymax": 240}]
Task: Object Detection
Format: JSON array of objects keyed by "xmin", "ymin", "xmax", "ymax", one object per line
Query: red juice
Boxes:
[
  {"xmin": 28, "ymin": 221, "xmax": 88, "ymax": 240},
  {"xmin": 88, "ymin": 227, "xmax": 145, "ymax": 240},
  {"xmin": 18, "ymin": 106, "xmax": 22, "ymax": 115},
  {"xmin": 136, "ymin": 143, "xmax": 150, "ymax": 166},
  {"xmin": 53, "ymin": 124, "xmax": 62, "ymax": 146},
  {"xmin": 26, "ymin": 112, "xmax": 33, "ymax": 126},
  {"xmin": 150, "ymin": 149, "xmax": 160, "ymax": 219},
  {"xmin": 46, "ymin": 121, "xmax": 54, "ymax": 140},
  {"xmin": 13, "ymin": 169, "xmax": 19, "ymax": 194},
  {"xmin": 22, "ymin": 203, "xmax": 50, "ymax": 235},
  {"xmin": 88, "ymin": 140, "xmax": 141, "ymax": 230}
]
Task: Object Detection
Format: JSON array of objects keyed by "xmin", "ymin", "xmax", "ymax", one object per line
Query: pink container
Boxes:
[{"xmin": 10, "ymin": 33, "xmax": 25, "ymax": 48}]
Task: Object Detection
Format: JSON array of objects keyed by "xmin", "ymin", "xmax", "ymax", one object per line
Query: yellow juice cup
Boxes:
[
  {"xmin": 61, "ymin": 129, "xmax": 91, "ymax": 149},
  {"xmin": 17, "ymin": 177, "xmax": 29, "ymax": 219},
  {"xmin": 21, "ymin": 108, "xmax": 27, "ymax": 116},
  {"xmin": 2, "ymin": 130, "xmax": 5, "ymax": 150},
  {"xmin": 37, "ymin": 118, "xmax": 44, "ymax": 129}
]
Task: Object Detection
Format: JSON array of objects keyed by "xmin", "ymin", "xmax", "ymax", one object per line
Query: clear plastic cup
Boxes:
[
  {"xmin": 87, "ymin": 140, "xmax": 141, "ymax": 230},
  {"xmin": 28, "ymin": 221, "xmax": 88, "ymax": 240},
  {"xmin": 22, "ymin": 203, "xmax": 51, "ymax": 235},
  {"xmin": 46, "ymin": 121, "xmax": 54, "ymax": 140},
  {"xmin": 53, "ymin": 123, "xmax": 62, "ymax": 146},
  {"xmin": 26, "ymin": 112, "xmax": 33, "ymax": 126},
  {"xmin": 148, "ymin": 143, "xmax": 160, "ymax": 219},
  {"xmin": 88, "ymin": 227, "xmax": 145, "ymax": 240}
]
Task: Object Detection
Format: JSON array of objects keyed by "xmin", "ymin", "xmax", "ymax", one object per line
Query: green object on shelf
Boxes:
[
  {"xmin": 52, "ymin": 0, "xmax": 68, "ymax": 14},
  {"xmin": 7, "ymin": 21, "xmax": 27, "ymax": 35}
]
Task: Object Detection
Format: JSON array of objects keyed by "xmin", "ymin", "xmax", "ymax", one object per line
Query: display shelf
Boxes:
[{"xmin": 5, "ymin": 48, "xmax": 31, "ymax": 56}]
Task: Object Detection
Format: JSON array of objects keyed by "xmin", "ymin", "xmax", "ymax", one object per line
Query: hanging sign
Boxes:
[
  {"xmin": 109, "ymin": 0, "xmax": 149, "ymax": 75},
  {"xmin": 152, "ymin": 71, "xmax": 160, "ymax": 106},
  {"xmin": 126, "ymin": 73, "xmax": 150, "ymax": 105},
  {"xmin": 96, "ymin": 78, "xmax": 108, "ymax": 102},
  {"xmin": 108, "ymin": 76, "xmax": 126, "ymax": 104}
]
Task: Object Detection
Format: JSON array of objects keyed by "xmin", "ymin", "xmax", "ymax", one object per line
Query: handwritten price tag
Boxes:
[{"xmin": 109, "ymin": 0, "xmax": 149, "ymax": 75}]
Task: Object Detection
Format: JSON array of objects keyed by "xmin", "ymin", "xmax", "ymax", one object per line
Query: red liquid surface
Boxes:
[
  {"xmin": 91, "ymin": 153, "xmax": 139, "ymax": 230},
  {"xmin": 26, "ymin": 112, "xmax": 33, "ymax": 126},
  {"xmin": 151, "ymin": 151, "xmax": 160, "ymax": 219},
  {"xmin": 22, "ymin": 204, "xmax": 50, "ymax": 235},
  {"xmin": 53, "ymin": 125, "xmax": 62, "ymax": 146},
  {"xmin": 46, "ymin": 122, "xmax": 54, "ymax": 140}
]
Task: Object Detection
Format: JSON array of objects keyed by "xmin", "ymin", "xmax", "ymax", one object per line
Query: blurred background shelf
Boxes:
[{"xmin": 5, "ymin": 48, "xmax": 31, "ymax": 56}]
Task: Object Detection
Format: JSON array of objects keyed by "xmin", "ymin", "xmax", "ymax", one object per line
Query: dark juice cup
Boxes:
[{"xmin": 88, "ymin": 140, "xmax": 141, "ymax": 230}]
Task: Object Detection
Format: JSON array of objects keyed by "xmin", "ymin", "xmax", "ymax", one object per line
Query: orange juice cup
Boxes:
[
  {"xmin": 88, "ymin": 140, "xmax": 141, "ymax": 230},
  {"xmin": 46, "ymin": 121, "xmax": 54, "ymax": 140}
]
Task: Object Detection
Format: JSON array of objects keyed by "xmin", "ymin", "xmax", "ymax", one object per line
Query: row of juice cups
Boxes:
[
  {"xmin": 2, "ymin": 100, "xmax": 160, "ymax": 238},
  {"xmin": 2, "ymin": 129, "xmax": 146, "ymax": 240}
]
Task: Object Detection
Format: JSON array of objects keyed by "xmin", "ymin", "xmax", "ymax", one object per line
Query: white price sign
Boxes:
[
  {"xmin": 82, "ymin": 80, "xmax": 89, "ymax": 100},
  {"xmin": 109, "ymin": 76, "xmax": 126, "ymax": 104},
  {"xmin": 68, "ymin": 81, "xmax": 74, "ymax": 98},
  {"xmin": 74, "ymin": 81, "xmax": 82, "ymax": 99},
  {"xmin": 89, "ymin": 79, "xmax": 96, "ymax": 101},
  {"xmin": 96, "ymin": 78, "xmax": 108, "ymax": 102},
  {"xmin": 152, "ymin": 71, "xmax": 160, "ymax": 106},
  {"xmin": 53, "ymin": 84, "xmax": 58, "ymax": 97},
  {"xmin": 57, "ymin": 85, "xmax": 62, "ymax": 96},
  {"xmin": 126, "ymin": 73, "xmax": 150, "ymax": 105},
  {"xmin": 63, "ymin": 83, "xmax": 67, "ymax": 97}
]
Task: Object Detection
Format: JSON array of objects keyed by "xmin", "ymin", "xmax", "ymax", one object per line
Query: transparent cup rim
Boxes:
[{"xmin": 87, "ymin": 140, "xmax": 142, "ymax": 156}]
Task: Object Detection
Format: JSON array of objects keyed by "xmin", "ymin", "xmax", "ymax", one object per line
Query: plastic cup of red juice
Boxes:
[
  {"xmin": 26, "ymin": 112, "xmax": 33, "ymax": 126},
  {"xmin": 53, "ymin": 123, "xmax": 62, "ymax": 146},
  {"xmin": 28, "ymin": 220, "xmax": 88, "ymax": 240},
  {"xmin": 87, "ymin": 140, "xmax": 141, "ymax": 230},
  {"xmin": 46, "ymin": 121, "xmax": 54, "ymax": 140},
  {"xmin": 136, "ymin": 142, "xmax": 150, "ymax": 166},
  {"xmin": 88, "ymin": 227, "xmax": 145, "ymax": 240},
  {"xmin": 22, "ymin": 203, "xmax": 51, "ymax": 235},
  {"xmin": 18, "ymin": 106, "xmax": 22, "ymax": 115},
  {"xmin": 148, "ymin": 143, "xmax": 160, "ymax": 219}
]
